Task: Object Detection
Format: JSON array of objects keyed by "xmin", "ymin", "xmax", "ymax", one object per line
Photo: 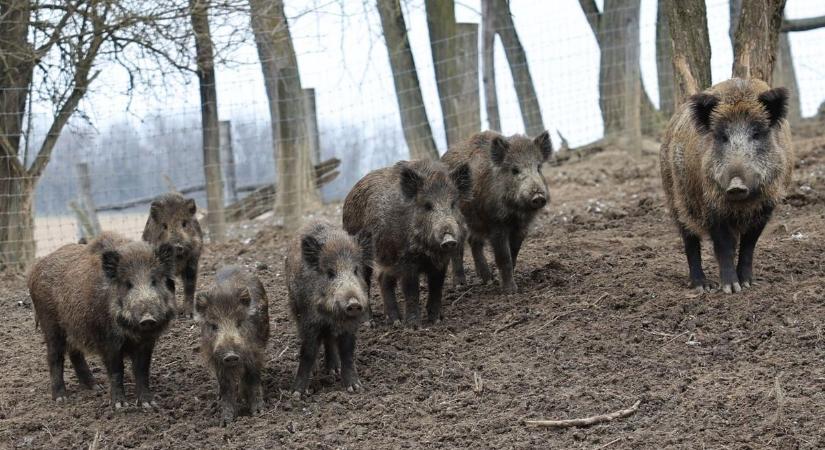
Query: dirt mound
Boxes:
[{"xmin": 1, "ymin": 143, "xmax": 823, "ymax": 449}]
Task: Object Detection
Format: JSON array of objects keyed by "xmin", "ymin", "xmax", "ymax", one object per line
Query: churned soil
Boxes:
[{"xmin": 1, "ymin": 140, "xmax": 823, "ymax": 449}]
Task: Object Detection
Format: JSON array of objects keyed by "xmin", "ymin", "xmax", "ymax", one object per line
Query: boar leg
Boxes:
[
  {"xmin": 425, "ymin": 267, "xmax": 446, "ymax": 324},
  {"xmin": 242, "ymin": 368, "xmax": 263, "ymax": 416},
  {"xmin": 181, "ymin": 260, "xmax": 198, "ymax": 318},
  {"xmin": 491, "ymin": 231, "xmax": 517, "ymax": 293},
  {"xmin": 45, "ymin": 328, "xmax": 67, "ymax": 401},
  {"xmin": 69, "ymin": 350, "xmax": 96, "ymax": 390},
  {"xmin": 131, "ymin": 341, "xmax": 157, "ymax": 408},
  {"xmin": 737, "ymin": 207, "xmax": 772, "ymax": 288},
  {"xmin": 337, "ymin": 332, "xmax": 362, "ymax": 393},
  {"xmin": 323, "ymin": 332, "xmax": 341, "ymax": 376},
  {"xmin": 379, "ymin": 273, "xmax": 401, "ymax": 326},
  {"xmin": 401, "ymin": 273, "xmax": 421, "ymax": 327},
  {"xmin": 469, "ymin": 235, "xmax": 493, "ymax": 284},
  {"xmin": 292, "ymin": 330, "xmax": 320, "ymax": 397},
  {"xmin": 451, "ymin": 244, "xmax": 467, "ymax": 286},
  {"xmin": 709, "ymin": 221, "xmax": 741, "ymax": 294},
  {"xmin": 218, "ymin": 373, "xmax": 238, "ymax": 425},
  {"xmin": 509, "ymin": 227, "xmax": 527, "ymax": 268},
  {"xmin": 104, "ymin": 349, "xmax": 127, "ymax": 409},
  {"xmin": 679, "ymin": 225, "xmax": 711, "ymax": 293}
]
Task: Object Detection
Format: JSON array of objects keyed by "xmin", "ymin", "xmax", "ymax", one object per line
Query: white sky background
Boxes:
[{"xmin": 66, "ymin": 0, "xmax": 825, "ymax": 157}]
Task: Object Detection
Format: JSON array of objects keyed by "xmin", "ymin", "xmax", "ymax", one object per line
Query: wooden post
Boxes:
[
  {"xmin": 303, "ymin": 88, "xmax": 321, "ymax": 164},
  {"xmin": 75, "ymin": 162, "xmax": 100, "ymax": 240},
  {"xmin": 219, "ymin": 120, "xmax": 237, "ymax": 204},
  {"xmin": 456, "ymin": 23, "xmax": 480, "ymax": 143}
]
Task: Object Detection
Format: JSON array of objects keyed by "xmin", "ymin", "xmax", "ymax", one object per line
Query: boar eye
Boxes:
[
  {"xmin": 423, "ymin": 202, "xmax": 433, "ymax": 211},
  {"xmin": 511, "ymin": 167, "xmax": 520, "ymax": 175},
  {"xmin": 327, "ymin": 269, "xmax": 335, "ymax": 279},
  {"xmin": 151, "ymin": 279, "xmax": 157, "ymax": 287},
  {"xmin": 536, "ymin": 164, "xmax": 542, "ymax": 172},
  {"xmin": 751, "ymin": 130, "xmax": 763, "ymax": 140},
  {"xmin": 162, "ymin": 223, "xmax": 168, "ymax": 231},
  {"xmin": 353, "ymin": 267, "xmax": 359, "ymax": 276},
  {"xmin": 236, "ymin": 319, "xmax": 244, "ymax": 327},
  {"xmin": 209, "ymin": 323, "xmax": 218, "ymax": 332},
  {"xmin": 125, "ymin": 281, "xmax": 133, "ymax": 290},
  {"xmin": 182, "ymin": 220, "xmax": 188, "ymax": 227}
]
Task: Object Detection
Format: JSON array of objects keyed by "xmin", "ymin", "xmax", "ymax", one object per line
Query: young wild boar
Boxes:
[
  {"xmin": 27, "ymin": 232, "xmax": 176, "ymax": 408},
  {"xmin": 660, "ymin": 78, "xmax": 793, "ymax": 294},
  {"xmin": 285, "ymin": 221, "xmax": 370, "ymax": 397},
  {"xmin": 441, "ymin": 130, "xmax": 552, "ymax": 293},
  {"xmin": 343, "ymin": 160, "xmax": 471, "ymax": 327},
  {"xmin": 195, "ymin": 266, "xmax": 269, "ymax": 425},
  {"xmin": 142, "ymin": 192, "xmax": 203, "ymax": 317}
]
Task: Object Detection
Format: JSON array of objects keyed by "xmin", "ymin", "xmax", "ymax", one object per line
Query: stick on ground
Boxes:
[{"xmin": 525, "ymin": 400, "xmax": 641, "ymax": 428}]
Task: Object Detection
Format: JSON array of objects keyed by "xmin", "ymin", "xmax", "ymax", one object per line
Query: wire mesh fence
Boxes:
[{"xmin": 1, "ymin": 0, "xmax": 824, "ymax": 269}]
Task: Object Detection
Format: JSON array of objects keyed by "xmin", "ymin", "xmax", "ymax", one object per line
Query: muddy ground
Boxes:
[{"xmin": 1, "ymin": 140, "xmax": 824, "ymax": 449}]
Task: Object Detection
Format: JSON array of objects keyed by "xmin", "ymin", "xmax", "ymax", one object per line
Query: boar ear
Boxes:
[
  {"xmin": 449, "ymin": 163, "xmax": 472, "ymax": 197},
  {"xmin": 301, "ymin": 235, "xmax": 322, "ymax": 269},
  {"xmin": 534, "ymin": 131, "xmax": 553, "ymax": 161},
  {"xmin": 238, "ymin": 286, "xmax": 253, "ymax": 309},
  {"xmin": 689, "ymin": 93, "xmax": 719, "ymax": 134},
  {"xmin": 490, "ymin": 136, "xmax": 509, "ymax": 165},
  {"xmin": 155, "ymin": 243, "xmax": 175, "ymax": 273},
  {"xmin": 185, "ymin": 198, "xmax": 197, "ymax": 215},
  {"xmin": 194, "ymin": 292, "xmax": 209, "ymax": 320},
  {"xmin": 149, "ymin": 201, "xmax": 161, "ymax": 221},
  {"xmin": 399, "ymin": 165, "xmax": 422, "ymax": 200},
  {"xmin": 758, "ymin": 87, "xmax": 788, "ymax": 127},
  {"xmin": 101, "ymin": 250, "xmax": 120, "ymax": 280}
]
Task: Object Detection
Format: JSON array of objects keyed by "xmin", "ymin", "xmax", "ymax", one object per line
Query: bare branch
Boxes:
[
  {"xmin": 781, "ymin": 15, "xmax": 825, "ymax": 32},
  {"xmin": 578, "ymin": 0, "xmax": 601, "ymax": 41}
]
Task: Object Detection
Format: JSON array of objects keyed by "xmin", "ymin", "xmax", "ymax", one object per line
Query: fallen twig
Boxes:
[
  {"xmin": 525, "ymin": 400, "xmax": 641, "ymax": 428},
  {"xmin": 598, "ymin": 437, "xmax": 622, "ymax": 449},
  {"xmin": 494, "ymin": 315, "xmax": 529, "ymax": 334},
  {"xmin": 451, "ymin": 287, "xmax": 474, "ymax": 307},
  {"xmin": 473, "ymin": 372, "xmax": 483, "ymax": 394}
]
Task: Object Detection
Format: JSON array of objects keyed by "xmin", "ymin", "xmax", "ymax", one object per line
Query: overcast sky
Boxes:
[{"xmin": 61, "ymin": 0, "xmax": 825, "ymax": 152}]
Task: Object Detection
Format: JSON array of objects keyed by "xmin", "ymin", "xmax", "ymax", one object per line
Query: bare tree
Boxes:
[
  {"xmin": 481, "ymin": 0, "xmax": 500, "ymax": 131},
  {"xmin": 189, "ymin": 0, "xmax": 226, "ymax": 241},
  {"xmin": 579, "ymin": 0, "xmax": 642, "ymax": 148},
  {"xmin": 731, "ymin": 0, "xmax": 786, "ymax": 84},
  {"xmin": 655, "ymin": 0, "xmax": 674, "ymax": 116},
  {"xmin": 376, "ymin": 0, "xmax": 439, "ymax": 160},
  {"xmin": 489, "ymin": 0, "xmax": 544, "ymax": 137},
  {"xmin": 248, "ymin": 0, "xmax": 317, "ymax": 229},
  {"xmin": 425, "ymin": 0, "xmax": 463, "ymax": 147},
  {"xmin": 664, "ymin": 0, "xmax": 712, "ymax": 102}
]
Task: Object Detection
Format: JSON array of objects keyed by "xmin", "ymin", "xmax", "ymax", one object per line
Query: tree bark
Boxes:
[
  {"xmin": 455, "ymin": 23, "xmax": 480, "ymax": 142},
  {"xmin": 481, "ymin": 0, "xmax": 500, "ymax": 131},
  {"xmin": 664, "ymin": 0, "xmax": 712, "ymax": 102},
  {"xmin": 376, "ymin": 0, "xmax": 439, "ymax": 160},
  {"xmin": 732, "ymin": 0, "xmax": 786, "ymax": 84},
  {"xmin": 425, "ymin": 0, "xmax": 463, "ymax": 147},
  {"xmin": 189, "ymin": 0, "xmax": 226, "ymax": 241},
  {"xmin": 491, "ymin": 0, "xmax": 544, "ymax": 137},
  {"xmin": 655, "ymin": 0, "xmax": 674, "ymax": 116},
  {"xmin": 248, "ymin": 0, "xmax": 317, "ymax": 229}
]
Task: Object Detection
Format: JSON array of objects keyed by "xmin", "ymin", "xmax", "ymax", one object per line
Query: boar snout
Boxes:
[
  {"xmin": 345, "ymin": 297, "xmax": 364, "ymax": 316},
  {"xmin": 726, "ymin": 176, "xmax": 750, "ymax": 200},
  {"xmin": 222, "ymin": 351, "xmax": 241, "ymax": 367},
  {"xmin": 530, "ymin": 193, "xmax": 547, "ymax": 209},
  {"xmin": 441, "ymin": 233, "xmax": 458, "ymax": 250},
  {"xmin": 139, "ymin": 314, "xmax": 158, "ymax": 330}
]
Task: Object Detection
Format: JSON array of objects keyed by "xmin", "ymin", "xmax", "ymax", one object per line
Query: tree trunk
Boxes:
[
  {"xmin": 655, "ymin": 0, "xmax": 674, "ymax": 116},
  {"xmin": 664, "ymin": 0, "xmax": 712, "ymax": 102},
  {"xmin": 455, "ymin": 23, "xmax": 480, "ymax": 141},
  {"xmin": 376, "ymin": 0, "xmax": 439, "ymax": 160},
  {"xmin": 0, "ymin": 165, "xmax": 33, "ymax": 271},
  {"xmin": 481, "ymin": 0, "xmax": 500, "ymax": 131},
  {"xmin": 732, "ymin": 0, "xmax": 786, "ymax": 84},
  {"xmin": 491, "ymin": 0, "xmax": 544, "ymax": 137},
  {"xmin": 597, "ymin": 0, "xmax": 641, "ymax": 143},
  {"xmin": 190, "ymin": 0, "xmax": 226, "ymax": 241},
  {"xmin": 248, "ymin": 0, "xmax": 317, "ymax": 229},
  {"xmin": 425, "ymin": 0, "xmax": 463, "ymax": 148}
]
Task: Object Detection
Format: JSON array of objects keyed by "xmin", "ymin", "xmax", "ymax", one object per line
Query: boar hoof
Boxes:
[
  {"xmin": 140, "ymin": 400, "xmax": 158, "ymax": 409},
  {"xmin": 54, "ymin": 395, "xmax": 67, "ymax": 403},
  {"xmin": 114, "ymin": 401, "xmax": 125, "ymax": 410},
  {"xmin": 721, "ymin": 282, "xmax": 742, "ymax": 294},
  {"xmin": 741, "ymin": 280, "xmax": 751, "ymax": 288},
  {"xmin": 690, "ymin": 280, "xmax": 714, "ymax": 294},
  {"xmin": 391, "ymin": 319, "xmax": 402, "ymax": 328},
  {"xmin": 345, "ymin": 382, "xmax": 363, "ymax": 393},
  {"xmin": 501, "ymin": 283, "xmax": 517, "ymax": 294}
]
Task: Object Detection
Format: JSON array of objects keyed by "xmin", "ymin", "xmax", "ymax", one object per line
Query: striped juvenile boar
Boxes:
[
  {"xmin": 441, "ymin": 130, "xmax": 552, "ymax": 293},
  {"xmin": 660, "ymin": 78, "xmax": 793, "ymax": 294},
  {"xmin": 195, "ymin": 266, "xmax": 269, "ymax": 425},
  {"xmin": 285, "ymin": 221, "xmax": 370, "ymax": 397},
  {"xmin": 28, "ymin": 232, "xmax": 176, "ymax": 408},
  {"xmin": 142, "ymin": 192, "xmax": 203, "ymax": 317},
  {"xmin": 343, "ymin": 160, "xmax": 471, "ymax": 327}
]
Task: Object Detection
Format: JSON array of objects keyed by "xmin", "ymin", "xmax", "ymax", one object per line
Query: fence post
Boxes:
[
  {"xmin": 219, "ymin": 120, "xmax": 237, "ymax": 204},
  {"xmin": 456, "ymin": 23, "xmax": 481, "ymax": 142},
  {"xmin": 303, "ymin": 88, "xmax": 321, "ymax": 165},
  {"xmin": 73, "ymin": 162, "xmax": 101, "ymax": 241}
]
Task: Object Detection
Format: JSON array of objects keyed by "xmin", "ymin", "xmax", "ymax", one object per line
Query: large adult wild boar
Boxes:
[{"xmin": 660, "ymin": 78, "xmax": 793, "ymax": 294}]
